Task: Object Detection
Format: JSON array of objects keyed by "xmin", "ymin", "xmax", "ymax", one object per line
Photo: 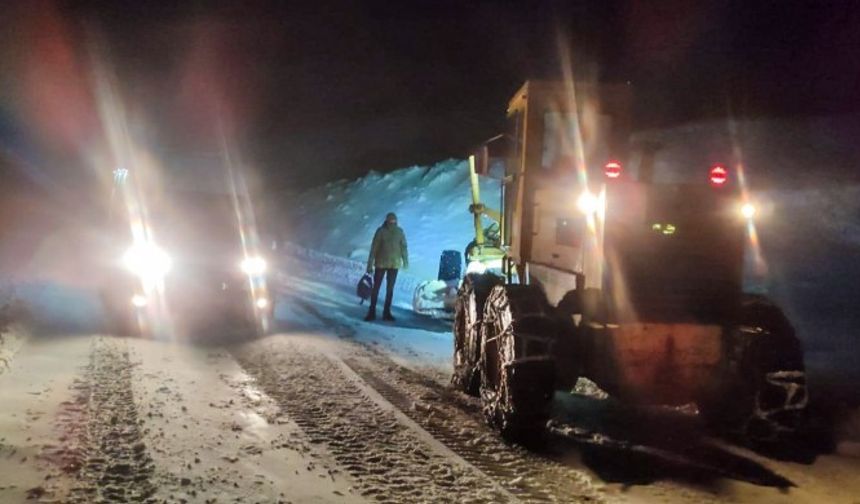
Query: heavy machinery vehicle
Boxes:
[{"xmin": 452, "ymin": 80, "xmax": 808, "ymax": 445}]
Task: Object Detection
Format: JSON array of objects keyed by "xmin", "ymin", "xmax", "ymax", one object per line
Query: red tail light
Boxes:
[
  {"xmin": 709, "ymin": 164, "xmax": 728, "ymax": 186},
  {"xmin": 604, "ymin": 161, "xmax": 622, "ymax": 179}
]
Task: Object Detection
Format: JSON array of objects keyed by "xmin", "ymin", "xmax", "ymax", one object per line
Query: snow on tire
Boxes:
[
  {"xmin": 479, "ymin": 284, "xmax": 557, "ymax": 442},
  {"xmin": 452, "ymin": 273, "xmax": 501, "ymax": 396}
]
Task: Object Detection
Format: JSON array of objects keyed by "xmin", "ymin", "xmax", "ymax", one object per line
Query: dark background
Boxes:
[{"xmin": 1, "ymin": 0, "xmax": 858, "ymax": 195}]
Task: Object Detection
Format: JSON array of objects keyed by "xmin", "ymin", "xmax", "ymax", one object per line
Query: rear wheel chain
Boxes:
[
  {"xmin": 480, "ymin": 284, "xmax": 558, "ymax": 441},
  {"xmin": 452, "ymin": 274, "xmax": 501, "ymax": 395}
]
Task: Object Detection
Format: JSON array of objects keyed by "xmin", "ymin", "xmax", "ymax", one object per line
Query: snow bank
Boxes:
[
  {"xmin": 286, "ymin": 159, "xmax": 500, "ymax": 282},
  {"xmin": 0, "ymin": 286, "xmax": 28, "ymax": 373}
]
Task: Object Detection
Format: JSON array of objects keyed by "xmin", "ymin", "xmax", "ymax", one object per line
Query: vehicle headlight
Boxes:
[
  {"xmin": 240, "ymin": 256, "xmax": 267, "ymax": 275},
  {"xmin": 741, "ymin": 202, "xmax": 756, "ymax": 220},
  {"xmin": 122, "ymin": 243, "xmax": 171, "ymax": 281},
  {"xmin": 576, "ymin": 190, "xmax": 599, "ymax": 215}
]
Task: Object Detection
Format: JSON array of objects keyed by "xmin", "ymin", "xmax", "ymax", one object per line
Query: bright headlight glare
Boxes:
[
  {"xmin": 122, "ymin": 243, "xmax": 171, "ymax": 280},
  {"xmin": 240, "ymin": 256, "xmax": 267, "ymax": 275},
  {"xmin": 741, "ymin": 202, "xmax": 756, "ymax": 219},
  {"xmin": 576, "ymin": 191, "xmax": 599, "ymax": 215},
  {"xmin": 131, "ymin": 294, "xmax": 148, "ymax": 307}
]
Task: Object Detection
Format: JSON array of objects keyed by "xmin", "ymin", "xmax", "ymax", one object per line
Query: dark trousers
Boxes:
[{"xmin": 369, "ymin": 268, "xmax": 398, "ymax": 316}]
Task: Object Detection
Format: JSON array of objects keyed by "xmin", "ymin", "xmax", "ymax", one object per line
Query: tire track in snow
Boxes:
[
  {"xmin": 342, "ymin": 357, "xmax": 606, "ymax": 503},
  {"xmin": 234, "ymin": 341, "xmax": 514, "ymax": 503},
  {"xmin": 55, "ymin": 338, "xmax": 157, "ymax": 503},
  {"xmin": 286, "ymin": 291, "xmax": 605, "ymax": 502}
]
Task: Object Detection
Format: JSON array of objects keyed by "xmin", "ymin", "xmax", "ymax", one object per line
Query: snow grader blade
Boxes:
[{"xmin": 547, "ymin": 421, "xmax": 795, "ymax": 488}]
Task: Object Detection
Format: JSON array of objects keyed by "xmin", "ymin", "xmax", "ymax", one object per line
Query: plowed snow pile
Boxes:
[{"xmin": 287, "ymin": 159, "xmax": 499, "ymax": 282}]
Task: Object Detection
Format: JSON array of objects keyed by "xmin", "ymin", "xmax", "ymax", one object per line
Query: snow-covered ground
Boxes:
[{"xmin": 275, "ymin": 246, "xmax": 453, "ymax": 371}]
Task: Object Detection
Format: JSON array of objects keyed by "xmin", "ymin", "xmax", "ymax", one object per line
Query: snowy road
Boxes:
[
  {"xmin": 2, "ymin": 258, "xmax": 860, "ymax": 503},
  {"xmin": 0, "ymin": 331, "xmax": 600, "ymax": 503}
]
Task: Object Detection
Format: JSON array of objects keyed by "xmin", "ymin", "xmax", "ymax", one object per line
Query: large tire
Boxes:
[
  {"xmin": 716, "ymin": 297, "xmax": 808, "ymax": 445},
  {"xmin": 451, "ymin": 273, "xmax": 502, "ymax": 395},
  {"xmin": 480, "ymin": 284, "xmax": 557, "ymax": 442}
]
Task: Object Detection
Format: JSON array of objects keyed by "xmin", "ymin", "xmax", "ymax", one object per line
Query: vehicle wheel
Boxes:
[
  {"xmin": 452, "ymin": 273, "xmax": 501, "ymax": 395},
  {"xmin": 717, "ymin": 297, "xmax": 808, "ymax": 445},
  {"xmin": 480, "ymin": 284, "xmax": 557, "ymax": 442}
]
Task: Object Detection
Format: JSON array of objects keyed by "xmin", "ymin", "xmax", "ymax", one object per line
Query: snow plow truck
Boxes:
[{"xmin": 451, "ymin": 80, "xmax": 808, "ymax": 445}]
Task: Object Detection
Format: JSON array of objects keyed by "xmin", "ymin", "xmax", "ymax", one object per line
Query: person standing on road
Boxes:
[{"xmin": 365, "ymin": 212, "xmax": 408, "ymax": 322}]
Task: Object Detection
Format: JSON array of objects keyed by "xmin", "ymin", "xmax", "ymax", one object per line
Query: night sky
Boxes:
[{"xmin": 0, "ymin": 0, "xmax": 858, "ymax": 194}]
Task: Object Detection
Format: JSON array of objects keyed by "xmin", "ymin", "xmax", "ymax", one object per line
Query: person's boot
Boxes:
[
  {"xmin": 382, "ymin": 311, "xmax": 395, "ymax": 322},
  {"xmin": 364, "ymin": 310, "xmax": 376, "ymax": 321}
]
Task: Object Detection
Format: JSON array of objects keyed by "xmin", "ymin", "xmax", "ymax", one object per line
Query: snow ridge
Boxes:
[{"xmin": 287, "ymin": 159, "xmax": 500, "ymax": 282}]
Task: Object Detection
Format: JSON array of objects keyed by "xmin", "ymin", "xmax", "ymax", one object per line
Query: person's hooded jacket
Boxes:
[{"xmin": 367, "ymin": 216, "xmax": 408, "ymax": 270}]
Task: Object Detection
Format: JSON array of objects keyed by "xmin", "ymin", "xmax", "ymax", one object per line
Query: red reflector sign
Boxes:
[
  {"xmin": 709, "ymin": 164, "xmax": 728, "ymax": 186},
  {"xmin": 604, "ymin": 161, "xmax": 622, "ymax": 179}
]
